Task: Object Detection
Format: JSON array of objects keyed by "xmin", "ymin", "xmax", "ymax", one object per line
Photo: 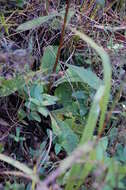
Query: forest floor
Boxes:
[{"xmin": 0, "ymin": 1, "xmax": 126, "ymax": 190}]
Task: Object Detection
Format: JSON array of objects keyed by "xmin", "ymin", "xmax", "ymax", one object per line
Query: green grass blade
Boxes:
[
  {"xmin": 70, "ymin": 27, "xmax": 111, "ymax": 141},
  {"xmin": 65, "ymin": 28, "xmax": 111, "ymax": 190}
]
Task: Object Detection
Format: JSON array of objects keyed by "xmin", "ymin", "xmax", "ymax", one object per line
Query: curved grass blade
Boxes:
[
  {"xmin": 65, "ymin": 28, "xmax": 111, "ymax": 190},
  {"xmin": 0, "ymin": 153, "xmax": 39, "ymax": 183},
  {"xmin": 70, "ymin": 28, "xmax": 111, "ymax": 140}
]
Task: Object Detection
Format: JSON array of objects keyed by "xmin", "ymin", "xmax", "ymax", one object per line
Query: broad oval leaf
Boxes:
[
  {"xmin": 51, "ymin": 116, "xmax": 79, "ymax": 154},
  {"xmin": 55, "ymin": 65, "xmax": 103, "ymax": 90},
  {"xmin": 41, "ymin": 46, "xmax": 59, "ymax": 74}
]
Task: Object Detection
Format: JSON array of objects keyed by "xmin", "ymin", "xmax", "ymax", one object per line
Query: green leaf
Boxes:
[
  {"xmin": 30, "ymin": 112, "xmax": 41, "ymax": 122},
  {"xmin": 17, "ymin": 13, "xmax": 58, "ymax": 31},
  {"xmin": 123, "ymin": 146, "xmax": 126, "ymax": 161},
  {"xmin": 50, "ymin": 115, "xmax": 61, "ymax": 136},
  {"xmin": 18, "ymin": 109, "xmax": 26, "ymax": 120},
  {"xmin": 55, "ymin": 143, "xmax": 62, "ymax": 155},
  {"xmin": 60, "ymin": 125, "xmax": 79, "ymax": 153},
  {"xmin": 65, "ymin": 118, "xmax": 84, "ymax": 136},
  {"xmin": 0, "ymin": 144, "xmax": 4, "ymax": 153},
  {"xmin": 69, "ymin": 65, "xmax": 103, "ymax": 90},
  {"xmin": 98, "ymin": 137, "xmax": 108, "ymax": 151},
  {"xmin": 41, "ymin": 46, "xmax": 59, "ymax": 74},
  {"xmin": 29, "ymin": 83, "xmax": 43, "ymax": 100},
  {"xmin": 29, "ymin": 93, "xmax": 58, "ymax": 107},
  {"xmin": 33, "ymin": 84, "xmax": 43, "ymax": 101},
  {"xmin": 55, "ymin": 83, "xmax": 72, "ymax": 106},
  {"xmin": 55, "ymin": 83, "xmax": 88, "ymax": 116},
  {"xmin": 55, "ymin": 65, "xmax": 103, "ymax": 90},
  {"xmin": 29, "ymin": 98, "xmax": 40, "ymax": 106},
  {"xmin": 96, "ymin": 0, "xmax": 105, "ymax": 8},
  {"xmin": 51, "ymin": 117, "xmax": 79, "ymax": 154},
  {"xmin": 0, "ymin": 13, "xmax": 9, "ymax": 35},
  {"xmin": 16, "ymin": 0, "xmax": 26, "ymax": 7},
  {"xmin": 51, "ymin": 115, "xmax": 79, "ymax": 154},
  {"xmin": 0, "ymin": 76, "xmax": 25, "ymax": 97},
  {"xmin": 17, "ymin": 9, "xmax": 75, "ymax": 32},
  {"xmin": 115, "ymin": 144, "xmax": 126, "ymax": 162},
  {"xmin": 25, "ymin": 102, "xmax": 36, "ymax": 111},
  {"xmin": 96, "ymin": 144, "xmax": 104, "ymax": 161},
  {"xmin": 42, "ymin": 94, "xmax": 58, "ymax": 106},
  {"xmin": 38, "ymin": 107, "xmax": 49, "ymax": 117},
  {"xmin": 72, "ymin": 91, "xmax": 87, "ymax": 100}
]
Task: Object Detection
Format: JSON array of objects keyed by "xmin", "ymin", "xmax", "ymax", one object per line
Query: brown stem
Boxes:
[
  {"xmin": 52, "ymin": 0, "xmax": 70, "ymax": 73},
  {"xmin": 48, "ymin": 0, "xmax": 70, "ymax": 91}
]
